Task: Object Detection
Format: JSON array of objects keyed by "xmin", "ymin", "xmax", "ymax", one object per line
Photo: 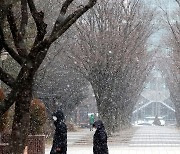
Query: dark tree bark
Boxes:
[
  {"xmin": 89, "ymin": 71, "xmax": 115, "ymax": 135},
  {"xmin": 10, "ymin": 79, "xmax": 33, "ymax": 153},
  {"xmin": 0, "ymin": 0, "xmax": 97, "ymax": 153}
]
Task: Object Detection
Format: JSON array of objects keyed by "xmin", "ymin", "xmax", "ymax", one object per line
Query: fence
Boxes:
[
  {"xmin": 28, "ymin": 135, "xmax": 45, "ymax": 154},
  {"xmin": 0, "ymin": 143, "xmax": 9, "ymax": 154}
]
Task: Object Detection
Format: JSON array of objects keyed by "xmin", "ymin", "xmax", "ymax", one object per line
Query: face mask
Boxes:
[{"xmin": 53, "ymin": 116, "xmax": 57, "ymax": 121}]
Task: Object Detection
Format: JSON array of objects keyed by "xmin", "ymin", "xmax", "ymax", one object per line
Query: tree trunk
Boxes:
[
  {"xmin": 99, "ymin": 108, "xmax": 113, "ymax": 136},
  {"xmin": 96, "ymin": 97, "xmax": 113, "ymax": 136},
  {"xmin": 9, "ymin": 80, "xmax": 33, "ymax": 153},
  {"xmin": 175, "ymin": 112, "xmax": 180, "ymax": 127},
  {"xmin": 113, "ymin": 108, "xmax": 122, "ymax": 132},
  {"xmin": 112, "ymin": 109, "xmax": 119, "ymax": 132},
  {"xmin": 91, "ymin": 79, "xmax": 116, "ymax": 135},
  {"xmin": 175, "ymin": 106, "xmax": 180, "ymax": 127}
]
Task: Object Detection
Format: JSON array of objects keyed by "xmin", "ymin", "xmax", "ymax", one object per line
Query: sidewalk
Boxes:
[
  {"xmin": 45, "ymin": 126, "xmax": 180, "ymax": 154},
  {"xmin": 129, "ymin": 126, "xmax": 180, "ymax": 147},
  {"xmin": 45, "ymin": 127, "xmax": 136, "ymax": 153},
  {"xmin": 60, "ymin": 147, "xmax": 180, "ymax": 154},
  {"xmin": 45, "ymin": 128, "xmax": 94, "ymax": 153}
]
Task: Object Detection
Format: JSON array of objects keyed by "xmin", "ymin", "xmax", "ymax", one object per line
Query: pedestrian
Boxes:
[
  {"xmin": 153, "ymin": 115, "xmax": 161, "ymax": 126},
  {"xmin": 93, "ymin": 120, "xmax": 109, "ymax": 154},
  {"xmin": 89, "ymin": 114, "xmax": 95, "ymax": 131},
  {"xmin": 50, "ymin": 109, "xmax": 67, "ymax": 154}
]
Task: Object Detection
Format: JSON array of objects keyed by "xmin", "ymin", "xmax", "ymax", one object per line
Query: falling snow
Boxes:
[{"xmin": 0, "ymin": 0, "xmax": 179, "ymax": 153}]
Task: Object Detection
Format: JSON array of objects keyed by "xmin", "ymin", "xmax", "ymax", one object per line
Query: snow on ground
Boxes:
[
  {"xmin": 46, "ymin": 126, "xmax": 180, "ymax": 154},
  {"xmin": 46, "ymin": 146, "xmax": 180, "ymax": 154}
]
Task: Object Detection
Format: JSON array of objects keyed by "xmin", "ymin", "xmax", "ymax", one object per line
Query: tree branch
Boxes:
[
  {"xmin": 60, "ymin": 0, "xmax": 74, "ymax": 15},
  {"xmin": 20, "ymin": 0, "xmax": 28, "ymax": 37},
  {"xmin": 0, "ymin": 67, "xmax": 16, "ymax": 88},
  {"xmin": 0, "ymin": 33, "xmax": 3, "ymax": 53},
  {"xmin": 0, "ymin": 26, "xmax": 24, "ymax": 66},
  {"xmin": 0, "ymin": 0, "xmax": 21, "ymax": 23},
  {"xmin": 6, "ymin": 6, "xmax": 28, "ymax": 58},
  {"xmin": 0, "ymin": 62, "xmax": 34, "ymax": 116},
  {"xmin": 27, "ymin": 0, "xmax": 47, "ymax": 46},
  {"xmin": 175, "ymin": 0, "xmax": 180, "ymax": 8},
  {"xmin": 49, "ymin": 0, "xmax": 97, "ymax": 43},
  {"xmin": 0, "ymin": 87, "xmax": 17, "ymax": 116},
  {"xmin": 50, "ymin": 0, "xmax": 74, "ymax": 36},
  {"xmin": 28, "ymin": 0, "xmax": 97, "ymax": 71}
]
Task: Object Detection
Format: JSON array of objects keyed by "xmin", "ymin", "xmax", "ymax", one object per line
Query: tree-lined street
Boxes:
[{"xmin": 0, "ymin": 0, "xmax": 180, "ymax": 153}]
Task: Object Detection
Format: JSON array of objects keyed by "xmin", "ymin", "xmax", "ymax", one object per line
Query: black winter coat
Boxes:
[
  {"xmin": 50, "ymin": 110, "xmax": 67, "ymax": 154},
  {"xmin": 93, "ymin": 120, "xmax": 109, "ymax": 154}
]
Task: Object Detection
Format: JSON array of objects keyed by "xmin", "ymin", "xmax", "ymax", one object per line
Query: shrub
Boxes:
[{"xmin": 29, "ymin": 99, "xmax": 47, "ymax": 135}]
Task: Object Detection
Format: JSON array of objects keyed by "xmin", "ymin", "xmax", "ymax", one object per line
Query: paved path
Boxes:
[
  {"xmin": 46, "ymin": 128, "xmax": 94, "ymax": 153},
  {"xmin": 129, "ymin": 126, "xmax": 180, "ymax": 147},
  {"xmin": 67, "ymin": 129, "xmax": 94, "ymax": 146},
  {"xmin": 45, "ymin": 126, "xmax": 180, "ymax": 154}
]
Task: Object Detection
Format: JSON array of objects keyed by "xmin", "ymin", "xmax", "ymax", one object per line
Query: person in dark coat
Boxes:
[
  {"xmin": 153, "ymin": 115, "xmax": 161, "ymax": 126},
  {"xmin": 50, "ymin": 109, "xmax": 67, "ymax": 154},
  {"xmin": 93, "ymin": 120, "xmax": 109, "ymax": 154}
]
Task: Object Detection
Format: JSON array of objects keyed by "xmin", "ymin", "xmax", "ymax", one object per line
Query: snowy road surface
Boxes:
[
  {"xmin": 45, "ymin": 126, "xmax": 180, "ymax": 154},
  {"xmin": 129, "ymin": 126, "xmax": 180, "ymax": 147}
]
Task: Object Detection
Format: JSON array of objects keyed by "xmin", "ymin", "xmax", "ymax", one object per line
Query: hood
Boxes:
[
  {"xmin": 93, "ymin": 120, "xmax": 105, "ymax": 130},
  {"xmin": 53, "ymin": 109, "xmax": 65, "ymax": 122}
]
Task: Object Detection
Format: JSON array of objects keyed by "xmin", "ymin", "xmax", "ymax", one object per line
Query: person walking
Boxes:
[
  {"xmin": 153, "ymin": 115, "xmax": 161, "ymax": 126},
  {"xmin": 93, "ymin": 120, "xmax": 109, "ymax": 154},
  {"xmin": 50, "ymin": 109, "xmax": 67, "ymax": 154},
  {"xmin": 89, "ymin": 114, "xmax": 95, "ymax": 131}
]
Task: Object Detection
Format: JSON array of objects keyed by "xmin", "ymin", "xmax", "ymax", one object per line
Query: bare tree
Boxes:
[
  {"xmin": 34, "ymin": 60, "xmax": 89, "ymax": 119},
  {"xmin": 0, "ymin": 0, "xmax": 96, "ymax": 153},
  {"xmin": 159, "ymin": 57, "xmax": 180, "ymax": 127},
  {"xmin": 64, "ymin": 0, "xmax": 156, "ymax": 134},
  {"xmin": 159, "ymin": 1, "xmax": 180, "ymax": 126}
]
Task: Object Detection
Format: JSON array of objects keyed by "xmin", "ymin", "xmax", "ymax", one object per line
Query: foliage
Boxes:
[{"xmin": 29, "ymin": 99, "xmax": 46, "ymax": 135}]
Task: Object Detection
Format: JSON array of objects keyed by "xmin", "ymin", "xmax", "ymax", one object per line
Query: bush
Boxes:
[{"xmin": 29, "ymin": 99, "xmax": 47, "ymax": 135}]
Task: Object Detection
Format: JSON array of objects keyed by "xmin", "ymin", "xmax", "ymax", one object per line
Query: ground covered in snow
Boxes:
[{"xmin": 46, "ymin": 126, "xmax": 180, "ymax": 154}]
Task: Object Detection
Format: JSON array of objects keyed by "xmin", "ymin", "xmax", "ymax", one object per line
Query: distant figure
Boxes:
[
  {"xmin": 93, "ymin": 120, "xmax": 109, "ymax": 154},
  {"xmin": 153, "ymin": 115, "xmax": 161, "ymax": 126},
  {"xmin": 89, "ymin": 114, "xmax": 95, "ymax": 131},
  {"xmin": 50, "ymin": 110, "xmax": 67, "ymax": 154}
]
